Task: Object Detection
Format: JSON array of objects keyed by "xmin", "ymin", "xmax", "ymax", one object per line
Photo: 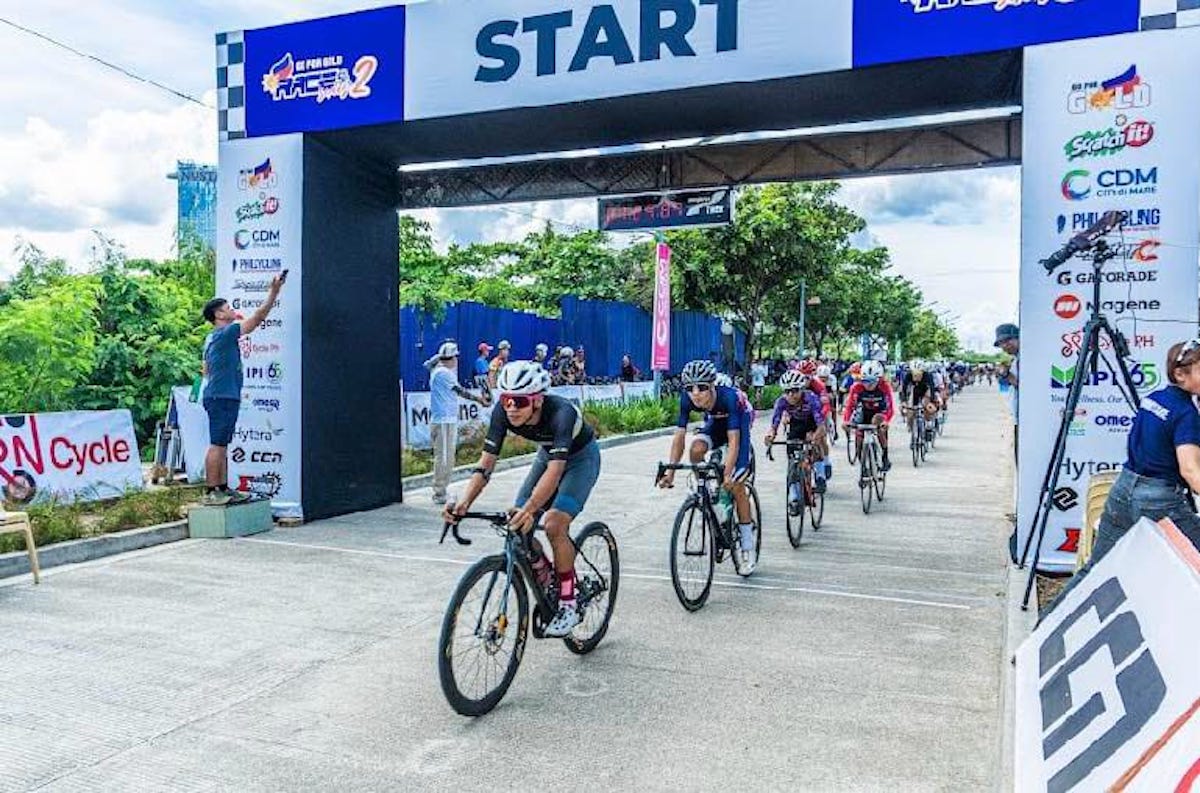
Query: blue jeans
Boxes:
[{"xmin": 1044, "ymin": 468, "xmax": 1200, "ymax": 618}]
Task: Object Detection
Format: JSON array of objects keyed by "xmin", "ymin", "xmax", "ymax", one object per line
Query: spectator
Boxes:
[
  {"xmin": 620, "ymin": 354, "xmax": 641, "ymax": 382},
  {"xmin": 474, "ymin": 343, "xmax": 492, "ymax": 389},
  {"xmin": 488, "ymin": 340, "xmax": 512, "ymax": 389},
  {"xmin": 555, "ymin": 347, "xmax": 578, "ymax": 385},
  {"xmin": 750, "ymin": 358, "xmax": 768, "ymax": 401},
  {"xmin": 428, "ymin": 341, "xmax": 489, "ymax": 505},
  {"xmin": 574, "ymin": 345, "xmax": 587, "ymax": 381},
  {"xmin": 994, "ymin": 323, "xmax": 1020, "ymax": 463},
  {"xmin": 200, "ymin": 273, "xmax": 285, "ymax": 506},
  {"xmin": 533, "ymin": 343, "xmax": 549, "ymax": 365},
  {"xmin": 1044, "ymin": 338, "xmax": 1200, "ymax": 618}
]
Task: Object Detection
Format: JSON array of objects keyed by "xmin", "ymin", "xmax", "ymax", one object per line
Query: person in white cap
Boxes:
[
  {"xmin": 429, "ymin": 341, "xmax": 490, "ymax": 504},
  {"xmin": 487, "ymin": 340, "xmax": 512, "ymax": 390}
]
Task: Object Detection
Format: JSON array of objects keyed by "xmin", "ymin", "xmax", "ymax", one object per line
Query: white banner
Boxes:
[
  {"xmin": 216, "ymin": 134, "xmax": 304, "ymax": 518},
  {"xmin": 170, "ymin": 387, "xmax": 210, "ymax": 484},
  {"xmin": 403, "ymin": 392, "xmax": 496, "ymax": 450},
  {"xmin": 1015, "ymin": 518, "xmax": 1200, "ymax": 793},
  {"xmin": 404, "ymin": 0, "xmax": 851, "ymax": 120},
  {"xmin": 0, "ymin": 410, "xmax": 142, "ymax": 505},
  {"xmin": 581, "ymin": 383, "xmax": 624, "ymax": 405},
  {"xmin": 623, "ymin": 381, "xmax": 656, "ymax": 401},
  {"xmin": 1019, "ymin": 29, "xmax": 1200, "ymax": 570}
]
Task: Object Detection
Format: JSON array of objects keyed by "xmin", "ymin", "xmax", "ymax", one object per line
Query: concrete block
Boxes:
[{"xmin": 188, "ymin": 499, "xmax": 273, "ymax": 538}]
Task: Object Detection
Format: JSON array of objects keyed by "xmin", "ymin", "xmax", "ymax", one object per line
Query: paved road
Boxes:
[{"xmin": 0, "ymin": 387, "xmax": 1014, "ymax": 792}]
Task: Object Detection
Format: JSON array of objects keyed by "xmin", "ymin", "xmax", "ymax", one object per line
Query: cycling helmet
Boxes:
[
  {"xmin": 714, "ymin": 373, "xmax": 733, "ymax": 388},
  {"xmin": 861, "ymin": 360, "xmax": 884, "ymax": 383},
  {"xmin": 534, "ymin": 343, "xmax": 548, "ymax": 356},
  {"xmin": 816, "ymin": 365, "xmax": 831, "ymax": 379},
  {"xmin": 799, "ymin": 359, "xmax": 817, "ymax": 376},
  {"xmin": 436, "ymin": 341, "xmax": 460, "ymax": 360},
  {"xmin": 680, "ymin": 359, "xmax": 718, "ymax": 386},
  {"xmin": 496, "ymin": 361, "xmax": 551, "ymax": 395},
  {"xmin": 780, "ymin": 370, "xmax": 808, "ymax": 390},
  {"xmin": 559, "ymin": 346, "xmax": 574, "ymax": 358}
]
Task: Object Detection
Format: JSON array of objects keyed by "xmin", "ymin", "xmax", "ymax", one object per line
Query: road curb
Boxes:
[
  {"xmin": 402, "ymin": 424, "xmax": 682, "ymax": 493},
  {"xmin": 0, "ymin": 520, "xmax": 189, "ymax": 580},
  {"xmin": 999, "ymin": 559, "xmax": 1036, "ymax": 793}
]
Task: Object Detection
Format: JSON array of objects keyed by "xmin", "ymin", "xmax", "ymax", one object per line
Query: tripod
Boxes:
[{"xmin": 1017, "ymin": 237, "xmax": 1142, "ymax": 610}]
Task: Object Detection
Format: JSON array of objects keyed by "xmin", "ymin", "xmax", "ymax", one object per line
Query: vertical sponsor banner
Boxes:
[
  {"xmin": 1020, "ymin": 29, "xmax": 1200, "ymax": 570},
  {"xmin": 651, "ymin": 242, "xmax": 672, "ymax": 372},
  {"xmin": 217, "ymin": 134, "xmax": 304, "ymax": 518}
]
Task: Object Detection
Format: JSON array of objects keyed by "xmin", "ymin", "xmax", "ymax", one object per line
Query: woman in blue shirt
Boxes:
[{"xmin": 1048, "ymin": 339, "xmax": 1200, "ymax": 614}]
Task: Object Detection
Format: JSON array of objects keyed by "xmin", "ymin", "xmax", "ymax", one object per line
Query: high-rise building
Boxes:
[{"xmin": 167, "ymin": 161, "xmax": 217, "ymax": 252}]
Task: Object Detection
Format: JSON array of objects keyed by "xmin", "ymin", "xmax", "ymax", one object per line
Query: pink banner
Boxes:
[{"xmin": 651, "ymin": 242, "xmax": 672, "ymax": 371}]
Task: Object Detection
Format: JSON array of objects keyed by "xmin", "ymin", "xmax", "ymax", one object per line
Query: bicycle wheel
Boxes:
[
  {"xmin": 564, "ymin": 522, "xmax": 619, "ymax": 655},
  {"xmin": 732, "ymin": 485, "xmax": 763, "ymax": 577},
  {"xmin": 438, "ymin": 555, "xmax": 529, "ymax": 717},
  {"xmin": 670, "ymin": 498, "xmax": 714, "ymax": 611},
  {"xmin": 874, "ymin": 444, "xmax": 887, "ymax": 501},
  {"xmin": 808, "ymin": 471, "xmax": 825, "ymax": 530},
  {"xmin": 847, "ymin": 432, "xmax": 859, "ymax": 464},
  {"xmin": 859, "ymin": 451, "xmax": 873, "ymax": 514},
  {"xmin": 785, "ymin": 462, "xmax": 805, "ymax": 549},
  {"xmin": 911, "ymin": 424, "xmax": 920, "ymax": 468}
]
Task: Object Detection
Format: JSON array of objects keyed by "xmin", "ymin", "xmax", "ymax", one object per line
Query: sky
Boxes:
[{"xmin": 0, "ymin": 0, "xmax": 1020, "ymax": 352}]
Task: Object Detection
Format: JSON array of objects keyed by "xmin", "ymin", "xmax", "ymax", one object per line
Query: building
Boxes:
[{"xmin": 167, "ymin": 162, "xmax": 217, "ymax": 252}]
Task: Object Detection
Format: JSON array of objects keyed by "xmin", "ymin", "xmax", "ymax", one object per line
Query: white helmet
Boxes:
[
  {"xmin": 535, "ymin": 343, "xmax": 548, "ymax": 356},
  {"xmin": 861, "ymin": 360, "xmax": 885, "ymax": 382},
  {"xmin": 680, "ymin": 360, "xmax": 718, "ymax": 386},
  {"xmin": 560, "ymin": 346, "xmax": 574, "ymax": 358},
  {"xmin": 496, "ymin": 361, "xmax": 551, "ymax": 395},
  {"xmin": 816, "ymin": 365, "xmax": 831, "ymax": 379},
  {"xmin": 780, "ymin": 370, "xmax": 809, "ymax": 390},
  {"xmin": 436, "ymin": 341, "xmax": 460, "ymax": 360}
]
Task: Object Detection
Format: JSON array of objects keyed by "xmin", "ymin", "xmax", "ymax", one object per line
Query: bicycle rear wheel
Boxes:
[
  {"xmin": 859, "ymin": 453, "xmax": 874, "ymax": 514},
  {"xmin": 786, "ymin": 462, "xmax": 804, "ymax": 549},
  {"xmin": 670, "ymin": 499, "xmax": 714, "ymax": 611},
  {"xmin": 732, "ymin": 485, "xmax": 763, "ymax": 577},
  {"xmin": 564, "ymin": 522, "xmax": 619, "ymax": 655},
  {"xmin": 911, "ymin": 424, "xmax": 920, "ymax": 468},
  {"xmin": 808, "ymin": 472, "xmax": 825, "ymax": 529},
  {"xmin": 438, "ymin": 555, "xmax": 529, "ymax": 717}
]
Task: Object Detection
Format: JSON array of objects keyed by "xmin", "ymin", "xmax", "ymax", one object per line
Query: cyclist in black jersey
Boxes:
[{"xmin": 444, "ymin": 361, "xmax": 600, "ymax": 637}]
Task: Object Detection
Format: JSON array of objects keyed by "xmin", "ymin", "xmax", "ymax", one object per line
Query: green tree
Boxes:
[
  {"xmin": 0, "ymin": 279, "xmax": 99, "ymax": 413},
  {"xmin": 904, "ymin": 309, "xmax": 960, "ymax": 359}
]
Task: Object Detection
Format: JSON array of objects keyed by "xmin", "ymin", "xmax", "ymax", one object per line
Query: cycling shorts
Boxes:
[
  {"xmin": 514, "ymin": 441, "xmax": 601, "ymax": 518},
  {"xmin": 695, "ymin": 420, "xmax": 754, "ymax": 481}
]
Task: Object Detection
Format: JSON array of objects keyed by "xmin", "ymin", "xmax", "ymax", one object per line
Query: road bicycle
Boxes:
[
  {"xmin": 767, "ymin": 439, "xmax": 824, "ymax": 548},
  {"xmin": 902, "ymin": 406, "xmax": 928, "ymax": 467},
  {"xmin": 850, "ymin": 424, "xmax": 887, "ymax": 514},
  {"xmin": 436, "ymin": 511, "xmax": 619, "ymax": 716},
  {"xmin": 656, "ymin": 457, "xmax": 762, "ymax": 611}
]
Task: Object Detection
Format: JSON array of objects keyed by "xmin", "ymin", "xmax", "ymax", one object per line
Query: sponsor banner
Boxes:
[
  {"xmin": 244, "ymin": 6, "xmax": 406, "ymax": 137},
  {"xmin": 403, "ymin": 392, "xmax": 496, "ymax": 451},
  {"xmin": 854, "ymin": 0, "xmax": 1139, "ymax": 68},
  {"xmin": 652, "ymin": 242, "xmax": 672, "ymax": 372},
  {"xmin": 170, "ymin": 387, "xmax": 212, "ymax": 484},
  {"xmin": 404, "ymin": 0, "xmax": 852, "ymax": 120},
  {"xmin": 1015, "ymin": 518, "xmax": 1200, "ymax": 793},
  {"xmin": 1019, "ymin": 29, "xmax": 1200, "ymax": 570},
  {"xmin": 598, "ymin": 188, "xmax": 732, "ymax": 232},
  {"xmin": 217, "ymin": 134, "xmax": 304, "ymax": 518},
  {"xmin": 0, "ymin": 411, "xmax": 142, "ymax": 505},
  {"xmin": 623, "ymin": 381, "xmax": 657, "ymax": 401}
]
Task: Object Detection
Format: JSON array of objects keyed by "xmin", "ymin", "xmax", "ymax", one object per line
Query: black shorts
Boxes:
[
  {"xmin": 786, "ymin": 416, "xmax": 818, "ymax": 441},
  {"xmin": 203, "ymin": 398, "xmax": 240, "ymax": 447}
]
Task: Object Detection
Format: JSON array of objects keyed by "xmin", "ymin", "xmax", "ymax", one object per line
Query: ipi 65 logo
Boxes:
[
  {"xmin": 1051, "ymin": 362, "xmax": 1159, "ymax": 391},
  {"xmin": 1068, "ymin": 64, "xmax": 1152, "ymax": 115}
]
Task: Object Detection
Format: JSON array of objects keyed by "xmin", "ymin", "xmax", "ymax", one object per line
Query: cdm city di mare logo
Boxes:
[
  {"xmin": 1068, "ymin": 63, "xmax": 1152, "ymax": 115},
  {"xmin": 1061, "ymin": 167, "xmax": 1158, "ymax": 201}
]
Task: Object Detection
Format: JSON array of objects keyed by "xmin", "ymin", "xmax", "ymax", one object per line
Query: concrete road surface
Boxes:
[{"xmin": 0, "ymin": 387, "xmax": 1015, "ymax": 792}]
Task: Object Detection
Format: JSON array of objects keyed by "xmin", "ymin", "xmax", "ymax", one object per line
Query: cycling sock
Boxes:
[
  {"xmin": 814, "ymin": 458, "xmax": 826, "ymax": 480},
  {"xmin": 788, "ymin": 482, "xmax": 801, "ymax": 502},
  {"xmin": 558, "ymin": 568, "xmax": 576, "ymax": 604},
  {"xmin": 738, "ymin": 523, "xmax": 755, "ymax": 550}
]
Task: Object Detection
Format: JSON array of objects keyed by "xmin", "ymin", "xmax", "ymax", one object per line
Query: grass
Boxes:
[
  {"xmin": 402, "ymin": 396, "xmax": 681, "ymax": 477},
  {"xmin": 1, "ymin": 485, "xmax": 203, "ymax": 555}
]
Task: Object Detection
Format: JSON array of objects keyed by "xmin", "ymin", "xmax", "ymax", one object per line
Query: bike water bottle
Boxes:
[{"xmin": 718, "ymin": 488, "xmax": 733, "ymax": 525}]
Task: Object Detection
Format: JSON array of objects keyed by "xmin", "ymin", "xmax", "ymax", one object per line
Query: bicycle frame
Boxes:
[
  {"xmin": 767, "ymin": 439, "xmax": 818, "ymax": 489},
  {"xmin": 657, "ymin": 462, "xmax": 739, "ymax": 551}
]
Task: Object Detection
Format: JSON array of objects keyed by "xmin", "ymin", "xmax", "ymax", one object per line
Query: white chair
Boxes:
[{"xmin": 0, "ymin": 511, "xmax": 41, "ymax": 584}]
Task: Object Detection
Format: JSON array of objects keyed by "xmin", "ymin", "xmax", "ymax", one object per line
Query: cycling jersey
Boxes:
[
  {"xmin": 679, "ymin": 385, "xmax": 754, "ymax": 474},
  {"xmin": 842, "ymin": 380, "xmax": 896, "ymax": 424},
  {"xmin": 770, "ymin": 391, "xmax": 823, "ymax": 433},
  {"xmin": 906, "ymin": 376, "xmax": 935, "ymax": 406},
  {"xmin": 805, "ymin": 377, "xmax": 833, "ymax": 419},
  {"xmin": 485, "ymin": 394, "xmax": 595, "ymax": 461}
]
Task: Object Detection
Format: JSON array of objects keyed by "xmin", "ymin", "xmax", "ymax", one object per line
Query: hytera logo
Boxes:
[
  {"xmin": 252, "ymin": 398, "xmax": 281, "ymax": 412},
  {"xmin": 234, "ymin": 229, "xmax": 282, "ymax": 250},
  {"xmin": 1067, "ymin": 64, "xmax": 1152, "ymax": 114},
  {"xmin": 1051, "ymin": 486, "xmax": 1079, "ymax": 512},
  {"xmin": 476, "ymin": 0, "xmax": 739, "ymax": 84},
  {"xmin": 1058, "ymin": 457, "xmax": 1122, "ymax": 482},
  {"xmin": 1036, "ymin": 578, "xmax": 1164, "ymax": 792},
  {"xmin": 233, "ymin": 428, "xmax": 275, "ymax": 443},
  {"xmin": 1063, "ymin": 118, "xmax": 1154, "ymax": 161},
  {"xmin": 1061, "ymin": 168, "xmax": 1158, "ymax": 201},
  {"xmin": 1053, "ymin": 294, "xmax": 1081, "ymax": 320}
]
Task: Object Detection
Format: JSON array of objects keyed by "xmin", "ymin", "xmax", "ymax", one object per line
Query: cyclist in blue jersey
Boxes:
[{"xmin": 658, "ymin": 360, "xmax": 758, "ymax": 573}]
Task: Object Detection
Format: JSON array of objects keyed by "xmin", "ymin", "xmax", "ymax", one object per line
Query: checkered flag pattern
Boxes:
[
  {"xmin": 1141, "ymin": 0, "xmax": 1200, "ymax": 30},
  {"xmin": 216, "ymin": 31, "xmax": 247, "ymax": 141}
]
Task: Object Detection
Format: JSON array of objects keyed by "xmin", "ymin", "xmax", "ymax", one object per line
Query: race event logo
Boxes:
[
  {"xmin": 1053, "ymin": 294, "xmax": 1081, "ymax": 320},
  {"xmin": 231, "ymin": 257, "xmax": 283, "ymax": 274},
  {"xmin": 262, "ymin": 51, "xmax": 378, "ymax": 105},
  {"xmin": 903, "ymin": 0, "xmax": 1079, "ymax": 14},
  {"xmin": 237, "ymin": 158, "xmax": 277, "ymax": 191},
  {"xmin": 1068, "ymin": 64, "xmax": 1152, "ymax": 115},
  {"xmin": 235, "ymin": 196, "xmax": 280, "ymax": 223},
  {"xmin": 1061, "ymin": 168, "xmax": 1158, "ymax": 201},
  {"xmin": 1057, "ymin": 207, "xmax": 1160, "ymax": 235},
  {"xmin": 234, "ymin": 229, "xmax": 282, "ymax": 250},
  {"xmin": 1064, "ymin": 117, "xmax": 1154, "ymax": 161}
]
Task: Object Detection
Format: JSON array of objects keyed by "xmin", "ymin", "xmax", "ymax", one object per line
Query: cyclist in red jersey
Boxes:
[{"xmin": 842, "ymin": 360, "xmax": 896, "ymax": 472}]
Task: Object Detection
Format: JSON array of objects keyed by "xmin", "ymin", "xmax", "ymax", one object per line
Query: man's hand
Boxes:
[
  {"xmin": 509, "ymin": 505, "xmax": 537, "ymax": 534},
  {"xmin": 657, "ymin": 470, "xmax": 676, "ymax": 489},
  {"xmin": 271, "ymin": 272, "xmax": 287, "ymax": 291},
  {"xmin": 764, "ymin": 431, "xmax": 776, "ymax": 446},
  {"xmin": 441, "ymin": 500, "xmax": 466, "ymax": 525}
]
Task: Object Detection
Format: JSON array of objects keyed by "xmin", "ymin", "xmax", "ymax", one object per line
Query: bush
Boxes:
[{"xmin": 751, "ymin": 385, "xmax": 783, "ymax": 411}]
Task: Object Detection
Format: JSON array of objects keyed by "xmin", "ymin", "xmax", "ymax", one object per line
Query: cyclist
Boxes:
[
  {"xmin": 444, "ymin": 361, "xmax": 601, "ymax": 637},
  {"xmin": 842, "ymin": 360, "xmax": 896, "ymax": 473},
  {"xmin": 764, "ymin": 370, "xmax": 828, "ymax": 514},
  {"xmin": 658, "ymin": 360, "xmax": 758, "ymax": 574},
  {"xmin": 901, "ymin": 361, "xmax": 939, "ymax": 442}
]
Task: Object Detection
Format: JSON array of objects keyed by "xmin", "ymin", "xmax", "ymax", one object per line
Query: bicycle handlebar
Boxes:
[
  {"xmin": 439, "ymin": 510, "xmax": 511, "ymax": 545},
  {"xmin": 765, "ymin": 439, "xmax": 812, "ymax": 461},
  {"xmin": 655, "ymin": 461, "xmax": 722, "ymax": 486}
]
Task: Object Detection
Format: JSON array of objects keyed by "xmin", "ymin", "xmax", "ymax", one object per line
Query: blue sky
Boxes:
[{"xmin": 0, "ymin": 0, "xmax": 1019, "ymax": 351}]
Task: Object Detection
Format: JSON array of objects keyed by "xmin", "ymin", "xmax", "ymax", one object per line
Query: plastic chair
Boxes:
[{"xmin": 0, "ymin": 511, "xmax": 40, "ymax": 584}]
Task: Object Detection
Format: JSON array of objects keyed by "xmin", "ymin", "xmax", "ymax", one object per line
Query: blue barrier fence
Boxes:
[{"xmin": 400, "ymin": 299, "xmax": 744, "ymax": 391}]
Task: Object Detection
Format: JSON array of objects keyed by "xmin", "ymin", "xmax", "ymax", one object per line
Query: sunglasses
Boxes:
[
  {"xmin": 784, "ymin": 388, "xmax": 803, "ymax": 395},
  {"xmin": 686, "ymin": 384, "xmax": 712, "ymax": 394},
  {"xmin": 500, "ymin": 394, "xmax": 536, "ymax": 409}
]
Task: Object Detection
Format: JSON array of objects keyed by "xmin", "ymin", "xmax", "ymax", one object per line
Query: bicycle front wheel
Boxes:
[
  {"xmin": 732, "ymin": 485, "xmax": 763, "ymax": 577},
  {"xmin": 859, "ymin": 453, "xmax": 874, "ymax": 514},
  {"xmin": 565, "ymin": 522, "xmax": 620, "ymax": 655},
  {"xmin": 786, "ymin": 463, "xmax": 805, "ymax": 549},
  {"xmin": 670, "ymin": 498, "xmax": 714, "ymax": 611},
  {"xmin": 874, "ymin": 446, "xmax": 887, "ymax": 501},
  {"xmin": 847, "ymin": 433, "xmax": 859, "ymax": 464},
  {"xmin": 809, "ymin": 472, "xmax": 825, "ymax": 529},
  {"xmin": 438, "ymin": 555, "xmax": 529, "ymax": 717}
]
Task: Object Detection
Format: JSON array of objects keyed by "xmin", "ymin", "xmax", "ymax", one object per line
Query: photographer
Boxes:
[{"xmin": 1045, "ymin": 338, "xmax": 1200, "ymax": 616}]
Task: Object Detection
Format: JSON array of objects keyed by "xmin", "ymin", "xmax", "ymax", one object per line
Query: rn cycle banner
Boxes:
[
  {"xmin": 652, "ymin": 242, "xmax": 672, "ymax": 372},
  {"xmin": 0, "ymin": 411, "xmax": 142, "ymax": 505},
  {"xmin": 216, "ymin": 134, "xmax": 304, "ymax": 518},
  {"xmin": 1018, "ymin": 28, "xmax": 1200, "ymax": 571}
]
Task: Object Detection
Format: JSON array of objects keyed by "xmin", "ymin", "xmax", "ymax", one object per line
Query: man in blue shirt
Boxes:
[
  {"xmin": 200, "ymin": 273, "xmax": 285, "ymax": 505},
  {"xmin": 428, "ymin": 341, "xmax": 490, "ymax": 504}
]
